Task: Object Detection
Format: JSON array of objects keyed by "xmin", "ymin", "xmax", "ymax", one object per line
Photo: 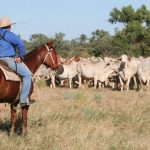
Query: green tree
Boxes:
[
  {"xmin": 109, "ymin": 5, "xmax": 150, "ymax": 56},
  {"xmin": 88, "ymin": 29, "xmax": 112, "ymax": 57},
  {"xmin": 79, "ymin": 34, "xmax": 87, "ymax": 44},
  {"xmin": 29, "ymin": 33, "xmax": 50, "ymax": 50}
]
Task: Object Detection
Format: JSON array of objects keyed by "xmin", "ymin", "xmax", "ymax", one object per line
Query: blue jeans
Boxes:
[{"xmin": 0, "ymin": 57, "xmax": 32, "ymax": 105}]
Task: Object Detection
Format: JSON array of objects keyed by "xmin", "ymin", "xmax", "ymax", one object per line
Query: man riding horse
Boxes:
[{"xmin": 0, "ymin": 16, "xmax": 35, "ymax": 107}]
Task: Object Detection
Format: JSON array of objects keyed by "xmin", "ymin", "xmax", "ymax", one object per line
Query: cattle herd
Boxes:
[{"xmin": 34, "ymin": 54, "xmax": 150, "ymax": 91}]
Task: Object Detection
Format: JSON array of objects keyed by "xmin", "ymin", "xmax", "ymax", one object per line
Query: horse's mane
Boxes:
[{"xmin": 25, "ymin": 41, "xmax": 54, "ymax": 56}]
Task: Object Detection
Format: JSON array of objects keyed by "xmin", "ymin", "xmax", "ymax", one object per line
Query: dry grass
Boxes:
[{"xmin": 0, "ymin": 82, "xmax": 150, "ymax": 150}]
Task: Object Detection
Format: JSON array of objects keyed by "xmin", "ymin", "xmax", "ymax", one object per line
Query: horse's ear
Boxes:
[{"xmin": 46, "ymin": 41, "xmax": 53, "ymax": 46}]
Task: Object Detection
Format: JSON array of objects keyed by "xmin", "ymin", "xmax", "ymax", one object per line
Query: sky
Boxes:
[{"xmin": 0, "ymin": 0, "xmax": 150, "ymax": 40}]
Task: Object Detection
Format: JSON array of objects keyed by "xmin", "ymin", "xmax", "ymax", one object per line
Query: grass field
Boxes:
[{"xmin": 0, "ymin": 82, "xmax": 150, "ymax": 150}]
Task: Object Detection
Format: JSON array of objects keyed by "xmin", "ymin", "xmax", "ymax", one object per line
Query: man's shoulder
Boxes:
[
  {"xmin": 5, "ymin": 30, "xmax": 18, "ymax": 40},
  {"xmin": 0, "ymin": 28, "xmax": 6, "ymax": 34}
]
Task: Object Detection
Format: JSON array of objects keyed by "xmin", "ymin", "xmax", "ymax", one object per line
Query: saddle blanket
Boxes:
[{"xmin": 0, "ymin": 66, "xmax": 21, "ymax": 81}]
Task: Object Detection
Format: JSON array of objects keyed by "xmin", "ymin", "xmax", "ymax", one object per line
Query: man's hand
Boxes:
[{"xmin": 14, "ymin": 57, "xmax": 22, "ymax": 63}]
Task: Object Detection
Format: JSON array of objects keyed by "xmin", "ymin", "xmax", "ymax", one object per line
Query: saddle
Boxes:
[{"xmin": 0, "ymin": 60, "xmax": 21, "ymax": 81}]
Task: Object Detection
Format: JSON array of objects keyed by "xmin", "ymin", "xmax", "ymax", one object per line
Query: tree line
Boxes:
[{"xmin": 23, "ymin": 5, "xmax": 150, "ymax": 58}]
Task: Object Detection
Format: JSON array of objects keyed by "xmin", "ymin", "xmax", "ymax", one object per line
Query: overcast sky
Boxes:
[{"xmin": 0, "ymin": 0, "xmax": 149, "ymax": 40}]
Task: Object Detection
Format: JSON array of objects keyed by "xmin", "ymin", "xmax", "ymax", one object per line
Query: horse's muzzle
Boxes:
[{"xmin": 54, "ymin": 65, "xmax": 64, "ymax": 75}]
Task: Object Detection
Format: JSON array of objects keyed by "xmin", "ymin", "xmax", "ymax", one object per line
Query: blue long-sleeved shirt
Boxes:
[{"xmin": 0, "ymin": 28, "xmax": 25, "ymax": 58}]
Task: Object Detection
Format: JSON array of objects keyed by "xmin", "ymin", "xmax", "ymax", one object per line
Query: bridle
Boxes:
[
  {"xmin": 43, "ymin": 44, "xmax": 55, "ymax": 65},
  {"xmin": 43, "ymin": 44, "xmax": 62, "ymax": 69}
]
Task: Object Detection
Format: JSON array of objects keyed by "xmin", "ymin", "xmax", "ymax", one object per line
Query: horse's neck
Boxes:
[{"xmin": 24, "ymin": 51, "xmax": 44, "ymax": 74}]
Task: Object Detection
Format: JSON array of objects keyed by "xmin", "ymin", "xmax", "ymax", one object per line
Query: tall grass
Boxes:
[{"xmin": 0, "ymin": 83, "xmax": 150, "ymax": 150}]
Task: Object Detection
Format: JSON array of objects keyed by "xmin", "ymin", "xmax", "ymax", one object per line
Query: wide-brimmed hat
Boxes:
[{"xmin": 0, "ymin": 16, "xmax": 15, "ymax": 28}]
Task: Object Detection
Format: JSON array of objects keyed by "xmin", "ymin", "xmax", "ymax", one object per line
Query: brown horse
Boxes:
[{"xmin": 0, "ymin": 41, "xmax": 62, "ymax": 135}]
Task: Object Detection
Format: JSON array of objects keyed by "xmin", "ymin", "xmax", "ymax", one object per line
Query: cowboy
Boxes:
[{"xmin": 0, "ymin": 16, "xmax": 35, "ymax": 107}]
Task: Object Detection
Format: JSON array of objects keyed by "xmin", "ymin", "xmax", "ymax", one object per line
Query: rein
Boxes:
[{"xmin": 43, "ymin": 44, "xmax": 55, "ymax": 65}]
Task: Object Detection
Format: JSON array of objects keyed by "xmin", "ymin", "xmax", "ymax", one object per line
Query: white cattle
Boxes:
[
  {"xmin": 33, "ymin": 65, "xmax": 50, "ymax": 82},
  {"xmin": 76, "ymin": 60, "xmax": 119, "ymax": 89},
  {"xmin": 137, "ymin": 57, "xmax": 150, "ymax": 91},
  {"xmin": 106, "ymin": 60, "xmax": 122, "ymax": 89},
  {"xmin": 57, "ymin": 60, "xmax": 79, "ymax": 88},
  {"xmin": 49, "ymin": 59, "xmax": 79, "ymax": 88},
  {"xmin": 87, "ymin": 56, "xmax": 104, "ymax": 63},
  {"xmin": 34, "ymin": 64, "xmax": 64, "ymax": 88},
  {"xmin": 119, "ymin": 55, "xmax": 141, "ymax": 91},
  {"xmin": 104, "ymin": 56, "xmax": 116, "ymax": 63},
  {"xmin": 48, "ymin": 56, "xmax": 81, "ymax": 88}
]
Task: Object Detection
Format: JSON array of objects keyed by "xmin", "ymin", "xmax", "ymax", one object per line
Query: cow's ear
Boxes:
[
  {"xmin": 106, "ymin": 62, "xmax": 110, "ymax": 66},
  {"xmin": 128, "ymin": 57, "xmax": 131, "ymax": 62}
]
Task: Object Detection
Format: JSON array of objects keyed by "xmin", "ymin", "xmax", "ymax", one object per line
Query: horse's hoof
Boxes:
[
  {"xmin": 22, "ymin": 129, "xmax": 27, "ymax": 136},
  {"xmin": 9, "ymin": 128, "xmax": 16, "ymax": 136}
]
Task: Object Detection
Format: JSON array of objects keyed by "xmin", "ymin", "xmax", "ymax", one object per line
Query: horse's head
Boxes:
[{"xmin": 42, "ymin": 41, "xmax": 64, "ymax": 74}]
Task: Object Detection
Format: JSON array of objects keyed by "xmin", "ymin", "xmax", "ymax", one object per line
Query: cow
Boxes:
[
  {"xmin": 49, "ymin": 56, "xmax": 80, "ymax": 88},
  {"xmin": 33, "ymin": 64, "xmax": 50, "ymax": 82},
  {"xmin": 118, "ymin": 55, "xmax": 140, "ymax": 91},
  {"xmin": 76, "ymin": 59, "xmax": 120, "ymax": 89},
  {"xmin": 137, "ymin": 57, "xmax": 150, "ymax": 91}
]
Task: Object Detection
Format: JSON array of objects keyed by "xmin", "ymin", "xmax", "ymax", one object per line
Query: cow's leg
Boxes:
[
  {"xmin": 126, "ymin": 77, "xmax": 131, "ymax": 91},
  {"xmin": 78, "ymin": 74, "xmax": 82, "ymax": 88},
  {"xmin": 60, "ymin": 80, "xmax": 64, "ymax": 87},
  {"xmin": 146, "ymin": 78, "xmax": 149, "ymax": 91},
  {"xmin": 119, "ymin": 76, "xmax": 124, "ymax": 91},
  {"xmin": 10, "ymin": 104, "xmax": 17, "ymax": 135},
  {"xmin": 138, "ymin": 76, "xmax": 143, "ymax": 91},
  {"xmin": 97, "ymin": 81, "xmax": 102, "ymax": 89},
  {"xmin": 21, "ymin": 105, "xmax": 29, "ymax": 135},
  {"xmin": 50, "ymin": 76, "xmax": 56, "ymax": 88},
  {"xmin": 94, "ymin": 76, "xmax": 97, "ymax": 89},
  {"xmin": 69, "ymin": 77, "xmax": 72, "ymax": 88},
  {"xmin": 111, "ymin": 81, "xmax": 115, "ymax": 90}
]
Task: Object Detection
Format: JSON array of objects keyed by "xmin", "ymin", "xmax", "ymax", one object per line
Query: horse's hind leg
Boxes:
[
  {"xmin": 21, "ymin": 105, "xmax": 29, "ymax": 135},
  {"xmin": 10, "ymin": 104, "xmax": 17, "ymax": 135}
]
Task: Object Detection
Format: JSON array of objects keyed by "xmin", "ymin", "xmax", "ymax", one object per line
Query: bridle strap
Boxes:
[{"xmin": 43, "ymin": 44, "xmax": 55, "ymax": 65}]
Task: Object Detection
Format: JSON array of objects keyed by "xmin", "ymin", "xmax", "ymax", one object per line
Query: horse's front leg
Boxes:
[
  {"xmin": 10, "ymin": 104, "xmax": 17, "ymax": 135},
  {"xmin": 21, "ymin": 105, "xmax": 29, "ymax": 135}
]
